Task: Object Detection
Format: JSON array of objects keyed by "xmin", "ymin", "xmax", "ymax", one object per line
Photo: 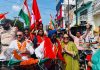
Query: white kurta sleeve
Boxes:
[{"xmin": 35, "ymin": 41, "xmax": 44, "ymax": 59}]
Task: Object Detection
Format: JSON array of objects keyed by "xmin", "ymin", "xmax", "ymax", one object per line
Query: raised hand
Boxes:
[{"xmin": 67, "ymin": 24, "xmax": 71, "ymax": 30}]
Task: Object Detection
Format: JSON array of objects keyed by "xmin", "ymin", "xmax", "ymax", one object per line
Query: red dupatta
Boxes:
[
  {"xmin": 56, "ymin": 39, "xmax": 64, "ymax": 61},
  {"xmin": 37, "ymin": 35, "xmax": 43, "ymax": 44}
]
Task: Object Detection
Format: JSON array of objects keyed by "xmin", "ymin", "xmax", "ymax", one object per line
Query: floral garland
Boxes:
[{"xmin": 17, "ymin": 40, "xmax": 27, "ymax": 52}]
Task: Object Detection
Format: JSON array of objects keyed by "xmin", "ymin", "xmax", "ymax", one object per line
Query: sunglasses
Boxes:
[
  {"xmin": 63, "ymin": 37, "xmax": 69, "ymax": 39},
  {"xmin": 16, "ymin": 35, "xmax": 22, "ymax": 37}
]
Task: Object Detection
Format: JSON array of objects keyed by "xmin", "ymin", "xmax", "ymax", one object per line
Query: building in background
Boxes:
[
  {"xmin": 56, "ymin": 0, "xmax": 76, "ymax": 29},
  {"xmin": 92, "ymin": 0, "xmax": 100, "ymax": 27},
  {"xmin": 56, "ymin": 0, "xmax": 64, "ymax": 28},
  {"xmin": 74, "ymin": 0, "xmax": 94, "ymax": 27},
  {"xmin": 63, "ymin": 0, "xmax": 75, "ymax": 27},
  {"xmin": 55, "ymin": 0, "xmax": 97, "ymax": 30}
]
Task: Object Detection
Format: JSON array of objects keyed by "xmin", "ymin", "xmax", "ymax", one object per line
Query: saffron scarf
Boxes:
[
  {"xmin": 13, "ymin": 40, "xmax": 27, "ymax": 60},
  {"xmin": 17, "ymin": 40, "xmax": 27, "ymax": 52}
]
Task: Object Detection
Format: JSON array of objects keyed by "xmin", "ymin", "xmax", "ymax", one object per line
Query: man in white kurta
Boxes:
[
  {"xmin": 9, "ymin": 39, "xmax": 34, "ymax": 60},
  {"xmin": 8, "ymin": 30, "xmax": 34, "ymax": 60}
]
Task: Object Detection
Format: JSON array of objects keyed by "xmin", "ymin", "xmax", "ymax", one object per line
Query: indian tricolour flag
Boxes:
[
  {"xmin": 19, "ymin": 0, "xmax": 31, "ymax": 27},
  {"xmin": 49, "ymin": 14, "xmax": 55, "ymax": 30}
]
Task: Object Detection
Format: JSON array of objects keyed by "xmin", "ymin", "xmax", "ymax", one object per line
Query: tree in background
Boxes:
[
  {"xmin": 1, "ymin": 18, "xmax": 24, "ymax": 30},
  {"xmin": 13, "ymin": 19, "xmax": 24, "ymax": 30}
]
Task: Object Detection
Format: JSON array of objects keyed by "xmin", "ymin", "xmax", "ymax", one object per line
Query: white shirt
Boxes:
[{"xmin": 69, "ymin": 31, "xmax": 86, "ymax": 50}]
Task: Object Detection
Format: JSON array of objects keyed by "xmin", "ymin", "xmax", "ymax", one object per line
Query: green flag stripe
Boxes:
[
  {"xmin": 19, "ymin": 9, "xmax": 30, "ymax": 26},
  {"xmin": 51, "ymin": 20, "xmax": 54, "ymax": 26}
]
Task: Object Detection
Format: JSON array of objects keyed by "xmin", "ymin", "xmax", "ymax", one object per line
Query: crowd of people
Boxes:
[{"xmin": 0, "ymin": 22, "xmax": 100, "ymax": 70}]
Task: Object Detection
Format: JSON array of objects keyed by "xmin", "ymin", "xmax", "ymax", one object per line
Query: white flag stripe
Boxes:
[
  {"xmin": 35, "ymin": 41, "xmax": 44, "ymax": 59},
  {"xmin": 31, "ymin": 11, "xmax": 35, "ymax": 25},
  {"xmin": 22, "ymin": 4, "xmax": 29, "ymax": 15}
]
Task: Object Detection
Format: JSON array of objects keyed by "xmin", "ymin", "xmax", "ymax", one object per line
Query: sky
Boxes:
[{"xmin": 0, "ymin": 0, "xmax": 57, "ymax": 25}]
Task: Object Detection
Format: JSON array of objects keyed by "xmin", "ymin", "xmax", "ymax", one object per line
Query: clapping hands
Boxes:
[
  {"xmin": 62, "ymin": 48, "xmax": 66, "ymax": 53},
  {"xmin": 20, "ymin": 49, "xmax": 29, "ymax": 54},
  {"xmin": 67, "ymin": 24, "xmax": 71, "ymax": 30}
]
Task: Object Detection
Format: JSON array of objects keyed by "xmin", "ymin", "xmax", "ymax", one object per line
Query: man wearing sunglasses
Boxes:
[{"xmin": 8, "ymin": 30, "xmax": 34, "ymax": 61}]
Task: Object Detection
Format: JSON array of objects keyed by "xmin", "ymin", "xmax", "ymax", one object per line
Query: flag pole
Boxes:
[{"xmin": 14, "ymin": 17, "xmax": 19, "ymax": 26}]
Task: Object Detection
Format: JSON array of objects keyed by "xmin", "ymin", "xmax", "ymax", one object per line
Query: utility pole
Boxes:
[
  {"xmin": 76, "ymin": 0, "xmax": 78, "ymax": 26},
  {"xmin": 14, "ymin": 16, "xmax": 20, "ymax": 26},
  {"xmin": 68, "ymin": 0, "xmax": 70, "ymax": 24}
]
